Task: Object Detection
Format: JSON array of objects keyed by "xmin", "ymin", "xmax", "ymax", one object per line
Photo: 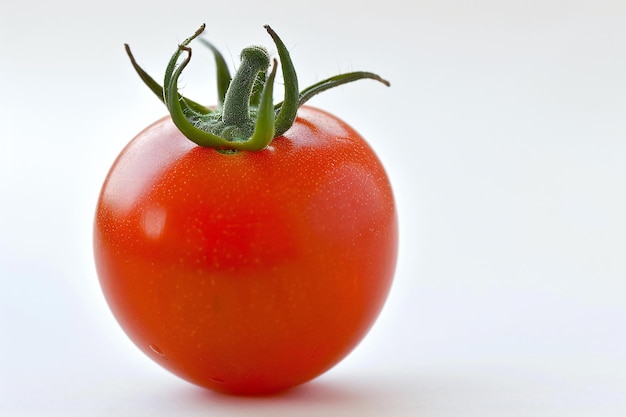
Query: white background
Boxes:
[{"xmin": 2, "ymin": 1, "xmax": 626, "ymax": 416}]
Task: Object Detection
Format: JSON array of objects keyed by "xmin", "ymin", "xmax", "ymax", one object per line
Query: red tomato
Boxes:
[{"xmin": 93, "ymin": 106, "xmax": 397, "ymax": 395}]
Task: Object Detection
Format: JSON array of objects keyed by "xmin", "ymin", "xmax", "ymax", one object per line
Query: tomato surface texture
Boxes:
[{"xmin": 94, "ymin": 106, "xmax": 397, "ymax": 394}]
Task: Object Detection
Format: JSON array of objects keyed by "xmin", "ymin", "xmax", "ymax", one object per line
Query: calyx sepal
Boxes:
[{"xmin": 125, "ymin": 24, "xmax": 390, "ymax": 151}]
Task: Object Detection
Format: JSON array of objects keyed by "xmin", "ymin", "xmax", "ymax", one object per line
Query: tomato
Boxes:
[{"xmin": 94, "ymin": 24, "xmax": 397, "ymax": 395}]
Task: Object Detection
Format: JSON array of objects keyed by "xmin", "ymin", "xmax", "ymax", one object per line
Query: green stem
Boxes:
[
  {"xmin": 222, "ymin": 46, "xmax": 270, "ymax": 126},
  {"xmin": 125, "ymin": 43, "xmax": 210, "ymax": 114},
  {"xmin": 297, "ymin": 71, "xmax": 390, "ymax": 108},
  {"xmin": 245, "ymin": 59, "xmax": 278, "ymax": 151},
  {"xmin": 264, "ymin": 25, "xmax": 299, "ymax": 137},
  {"xmin": 126, "ymin": 24, "xmax": 390, "ymax": 152},
  {"xmin": 166, "ymin": 44, "xmax": 237, "ymax": 149},
  {"xmin": 198, "ymin": 38, "xmax": 232, "ymax": 107}
]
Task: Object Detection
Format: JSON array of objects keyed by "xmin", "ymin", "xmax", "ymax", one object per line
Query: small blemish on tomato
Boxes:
[
  {"xmin": 149, "ymin": 344, "xmax": 167, "ymax": 359},
  {"xmin": 209, "ymin": 377, "xmax": 226, "ymax": 384}
]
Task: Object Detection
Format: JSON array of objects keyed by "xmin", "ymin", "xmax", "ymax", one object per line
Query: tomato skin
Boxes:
[{"xmin": 94, "ymin": 106, "xmax": 397, "ymax": 395}]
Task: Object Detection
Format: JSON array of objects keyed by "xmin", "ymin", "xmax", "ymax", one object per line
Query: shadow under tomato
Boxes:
[{"xmin": 184, "ymin": 375, "xmax": 390, "ymax": 412}]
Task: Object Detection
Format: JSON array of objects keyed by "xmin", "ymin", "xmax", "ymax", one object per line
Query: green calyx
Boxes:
[{"xmin": 125, "ymin": 24, "xmax": 390, "ymax": 151}]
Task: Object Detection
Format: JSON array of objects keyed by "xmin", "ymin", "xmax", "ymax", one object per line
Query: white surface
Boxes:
[{"xmin": 2, "ymin": 1, "xmax": 626, "ymax": 416}]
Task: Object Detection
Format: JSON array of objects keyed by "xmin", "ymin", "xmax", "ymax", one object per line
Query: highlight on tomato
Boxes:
[{"xmin": 93, "ymin": 24, "xmax": 398, "ymax": 395}]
